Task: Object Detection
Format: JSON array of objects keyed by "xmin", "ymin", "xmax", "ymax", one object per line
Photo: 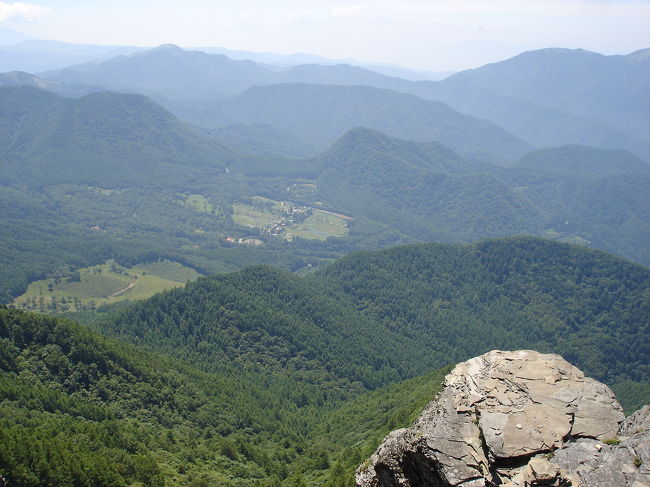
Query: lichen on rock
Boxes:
[{"xmin": 356, "ymin": 350, "xmax": 648, "ymax": 487}]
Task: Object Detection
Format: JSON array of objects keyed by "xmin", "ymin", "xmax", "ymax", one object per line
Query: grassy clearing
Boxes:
[
  {"xmin": 181, "ymin": 194, "xmax": 214, "ymax": 214},
  {"xmin": 232, "ymin": 197, "xmax": 349, "ymax": 241},
  {"xmin": 14, "ymin": 260, "xmax": 200, "ymax": 312},
  {"xmin": 232, "ymin": 203, "xmax": 279, "ymax": 227},
  {"xmin": 134, "ymin": 260, "xmax": 200, "ymax": 282},
  {"xmin": 289, "ymin": 210, "xmax": 349, "ymax": 240}
]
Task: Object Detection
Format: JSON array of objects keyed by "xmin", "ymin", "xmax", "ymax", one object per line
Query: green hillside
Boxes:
[
  {"xmin": 0, "ymin": 306, "xmax": 448, "ymax": 487},
  {"xmin": 0, "ymin": 86, "xmax": 234, "ymax": 189},
  {"xmin": 95, "ymin": 238, "xmax": 650, "ymax": 388},
  {"xmin": 2, "ymin": 237, "xmax": 649, "ymax": 486},
  {"xmin": 513, "ymin": 144, "xmax": 650, "ymax": 177},
  {"xmin": 212, "ymin": 83, "xmax": 531, "ymax": 163}
]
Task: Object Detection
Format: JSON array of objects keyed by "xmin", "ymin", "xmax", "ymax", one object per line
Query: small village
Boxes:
[{"xmin": 227, "ymin": 200, "xmax": 319, "ymax": 244}]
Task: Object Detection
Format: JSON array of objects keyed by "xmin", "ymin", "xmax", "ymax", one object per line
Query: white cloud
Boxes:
[
  {"xmin": 331, "ymin": 4, "xmax": 365, "ymax": 17},
  {"xmin": 283, "ymin": 9, "xmax": 311, "ymax": 21},
  {"xmin": 0, "ymin": 2, "xmax": 48, "ymax": 22}
]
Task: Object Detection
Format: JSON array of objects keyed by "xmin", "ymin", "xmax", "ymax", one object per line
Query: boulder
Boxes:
[{"xmin": 355, "ymin": 350, "xmax": 644, "ymax": 487}]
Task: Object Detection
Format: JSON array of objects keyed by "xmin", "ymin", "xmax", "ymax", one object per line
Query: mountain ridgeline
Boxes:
[
  {"xmin": 1, "ymin": 34, "xmax": 650, "ymax": 487},
  {"xmin": 1, "ymin": 83, "xmax": 649, "ymax": 306},
  {"xmin": 192, "ymin": 83, "xmax": 532, "ymax": 163},
  {"xmin": 96, "ymin": 238, "xmax": 650, "ymax": 388},
  {"xmin": 1, "ymin": 237, "xmax": 649, "ymax": 486},
  {"xmin": 31, "ymin": 44, "xmax": 650, "ymax": 160},
  {"xmin": 0, "ymin": 85, "xmax": 235, "ymax": 188}
]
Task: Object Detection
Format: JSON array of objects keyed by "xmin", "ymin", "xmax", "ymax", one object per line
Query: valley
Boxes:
[
  {"xmin": 232, "ymin": 196, "xmax": 349, "ymax": 241},
  {"xmin": 0, "ymin": 20, "xmax": 648, "ymax": 487}
]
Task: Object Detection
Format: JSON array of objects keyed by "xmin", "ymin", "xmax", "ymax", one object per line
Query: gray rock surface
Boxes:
[{"xmin": 355, "ymin": 350, "xmax": 646, "ymax": 487}]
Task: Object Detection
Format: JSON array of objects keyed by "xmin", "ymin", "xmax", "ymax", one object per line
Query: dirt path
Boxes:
[{"xmin": 107, "ymin": 278, "xmax": 137, "ymax": 298}]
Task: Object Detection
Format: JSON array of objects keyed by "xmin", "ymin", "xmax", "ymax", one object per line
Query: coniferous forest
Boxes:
[{"xmin": 0, "ymin": 14, "xmax": 649, "ymax": 486}]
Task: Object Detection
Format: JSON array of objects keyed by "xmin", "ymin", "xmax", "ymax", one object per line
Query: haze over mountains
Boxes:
[
  {"xmin": 1, "ymin": 28, "xmax": 649, "ymax": 487},
  {"xmin": 2, "ymin": 81, "xmax": 649, "ymax": 306},
  {"xmin": 20, "ymin": 42, "xmax": 648, "ymax": 161}
]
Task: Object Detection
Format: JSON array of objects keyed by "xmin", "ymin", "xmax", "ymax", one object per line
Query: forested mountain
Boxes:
[
  {"xmin": 429, "ymin": 48, "xmax": 650, "ymax": 147},
  {"xmin": 302, "ymin": 128, "xmax": 542, "ymax": 241},
  {"xmin": 2, "ymin": 240, "xmax": 649, "ymax": 485},
  {"xmin": 95, "ymin": 237, "xmax": 650, "ymax": 389},
  {"xmin": 0, "ymin": 86, "xmax": 235, "ymax": 188},
  {"xmin": 289, "ymin": 129, "xmax": 649, "ymax": 264},
  {"xmin": 208, "ymin": 83, "xmax": 531, "ymax": 163},
  {"xmin": 34, "ymin": 44, "xmax": 650, "ymax": 159}
]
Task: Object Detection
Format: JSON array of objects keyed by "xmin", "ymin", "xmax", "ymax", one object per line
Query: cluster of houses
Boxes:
[{"xmin": 224, "ymin": 236, "xmax": 264, "ymax": 246}]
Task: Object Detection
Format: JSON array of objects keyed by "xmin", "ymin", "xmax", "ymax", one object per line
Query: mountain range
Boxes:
[
  {"xmin": 2, "ymin": 237, "xmax": 649, "ymax": 485},
  {"xmin": 1, "ymin": 84, "xmax": 649, "ymax": 305},
  {"xmin": 1, "ymin": 32, "xmax": 649, "ymax": 487},
  {"xmin": 28, "ymin": 43, "xmax": 650, "ymax": 161}
]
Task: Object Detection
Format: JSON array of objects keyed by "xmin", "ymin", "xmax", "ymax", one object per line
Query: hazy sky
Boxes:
[{"xmin": 2, "ymin": 0, "xmax": 649, "ymax": 70}]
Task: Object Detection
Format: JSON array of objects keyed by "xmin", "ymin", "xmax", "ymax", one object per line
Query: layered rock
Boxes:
[{"xmin": 356, "ymin": 350, "xmax": 649, "ymax": 487}]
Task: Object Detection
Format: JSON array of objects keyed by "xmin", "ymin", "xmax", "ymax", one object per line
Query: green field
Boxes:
[
  {"xmin": 232, "ymin": 197, "xmax": 349, "ymax": 240},
  {"xmin": 288, "ymin": 209, "xmax": 349, "ymax": 240},
  {"xmin": 13, "ymin": 260, "xmax": 201, "ymax": 312},
  {"xmin": 180, "ymin": 193, "xmax": 215, "ymax": 214},
  {"xmin": 232, "ymin": 202, "xmax": 280, "ymax": 227}
]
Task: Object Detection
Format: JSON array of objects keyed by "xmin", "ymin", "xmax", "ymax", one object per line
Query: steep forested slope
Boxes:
[
  {"xmin": 2, "ymin": 237, "xmax": 650, "ymax": 486},
  {"xmin": 0, "ymin": 86, "xmax": 234, "ymax": 188},
  {"xmin": 307, "ymin": 128, "xmax": 543, "ymax": 241},
  {"xmin": 1, "ymin": 306, "xmax": 423, "ymax": 486},
  {"xmin": 96, "ymin": 238, "xmax": 650, "ymax": 387},
  {"xmin": 207, "ymin": 83, "xmax": 531, "ymax": 163}
]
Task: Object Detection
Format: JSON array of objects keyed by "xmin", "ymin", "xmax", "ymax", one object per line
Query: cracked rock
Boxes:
[{"xmin": 356, "ymin": 350, "xmax": 638, "ymax": 487}]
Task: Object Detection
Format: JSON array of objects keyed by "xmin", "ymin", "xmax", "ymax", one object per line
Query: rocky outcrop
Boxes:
[{"xmin": 356, "ymin": 350, "xmax": 649, "ymax": 487}]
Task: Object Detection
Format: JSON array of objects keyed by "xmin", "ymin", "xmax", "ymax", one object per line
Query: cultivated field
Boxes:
[
  {"xmin": 232, "ymin": 197, "xmax": 349, "ymax": 240},
  {"xmin": 13, "ymin": 260, "xmax": 201, "ymax": 312}
]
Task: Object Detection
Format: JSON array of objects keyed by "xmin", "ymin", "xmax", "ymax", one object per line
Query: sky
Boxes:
[{"xmin": 1, "ymin": 0, "xmax": 650, "ymax": 71}]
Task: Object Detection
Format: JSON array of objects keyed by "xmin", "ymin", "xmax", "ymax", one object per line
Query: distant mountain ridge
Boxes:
[
  {"xmin": 0, "ymin": 27, "xmax": 35, "ymax": 45},
  {"xmin": 424, "ymin": 47, "xmax": 650, "ymax": 160},
  {"xmin": 35, "ymin": 44, "xmax": 650, "ymax": 160},
  {"xmin": 0, "ymin": 39, "xmax": 141, "ymax": 73},
  {"xmin": 0, "ymin": 85, "xmax": 235, "ymax": 188},
  {"xmin": 208, "ymin": 83, "xmax": 532, "ymax": 163}
]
